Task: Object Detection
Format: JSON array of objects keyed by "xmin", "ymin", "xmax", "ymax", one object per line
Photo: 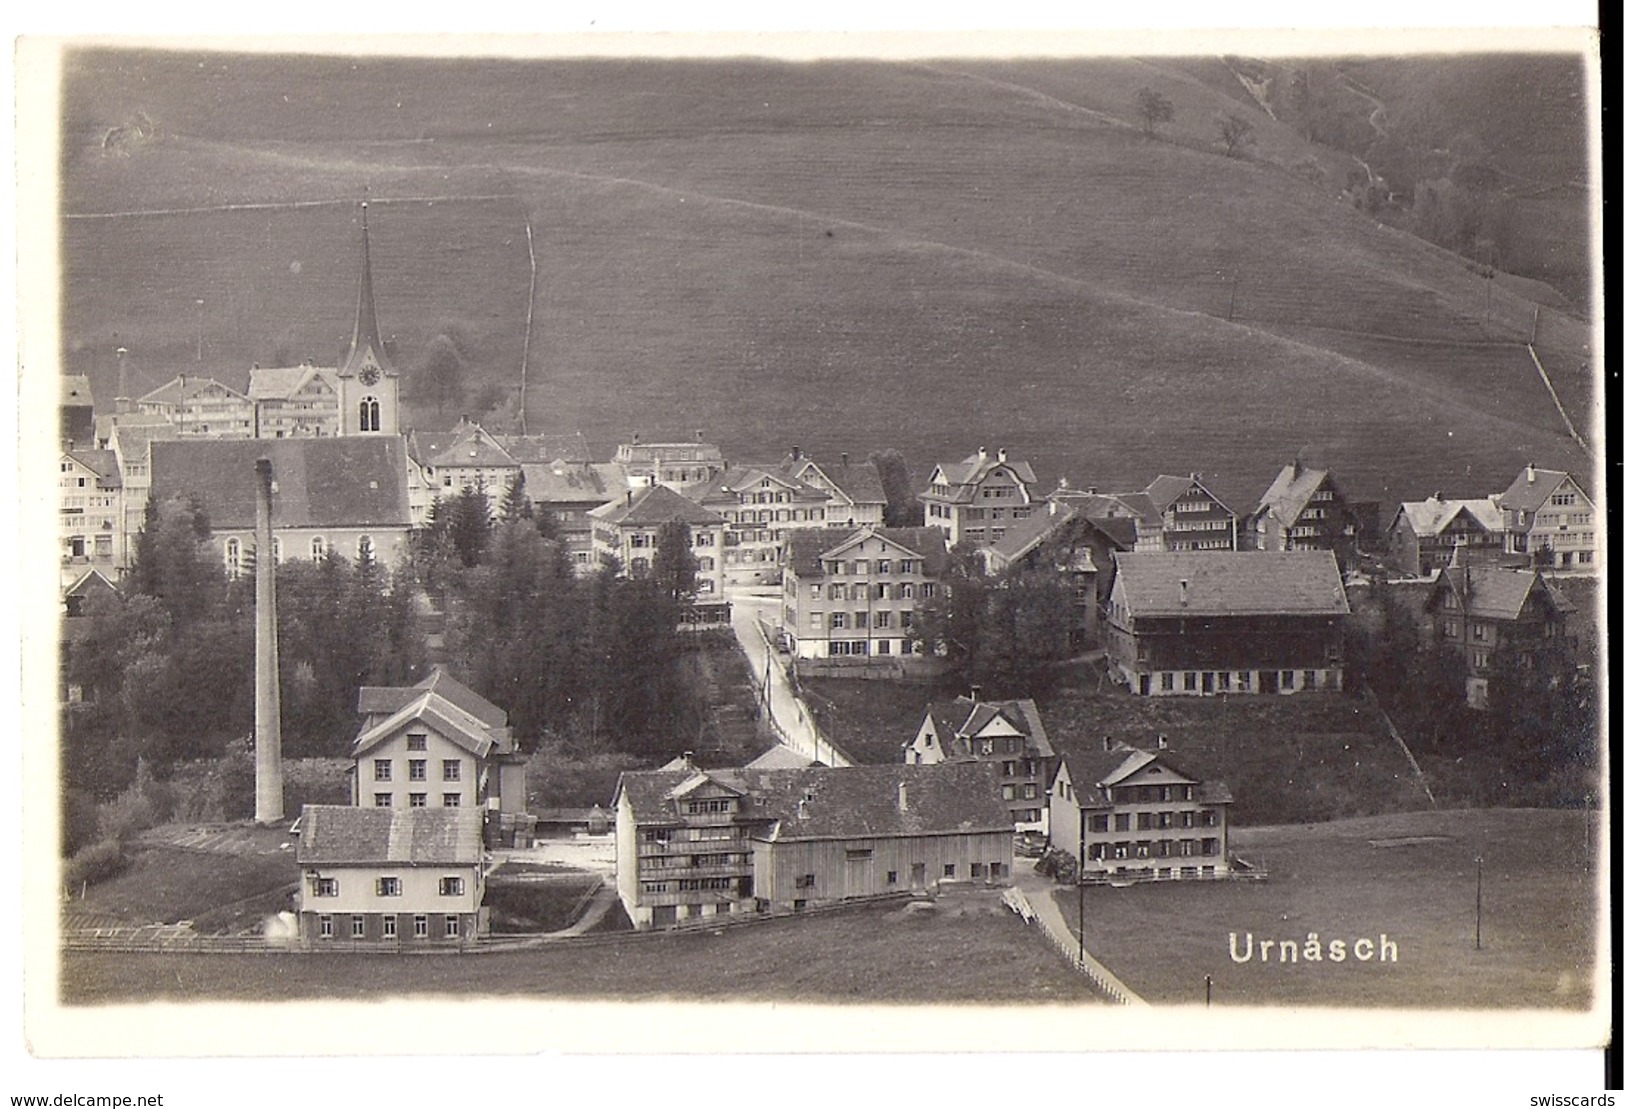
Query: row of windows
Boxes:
[
  {"xmin": 642, "ymin": 826, "xmax": 739, "ymax": 843},
  {"xmin": 318, "ymin": 875, "xmax": 467, "ymax": 898},
  {"xmin": 1089, "ymin": 809, "xmax": 1218, "ymax": 832},
  {"xmin": 1156, "ymin": 668, "xmax": 1336, "ymax": 692},
  {"xmin": 961, "ymin": 506, "xmax": 1035, "ymax": 522},
  {"xmin": 374, "ymin": 793, "xmax": 462, "ymax": 808},
  {"xmin": 826, "ymin": 639, "xmax": 919, "ymax": 656},
  {"xmin": 819, "ymin": 557, "xmax": 922, "ymax": 576},
  {"xmin": 224, "ymin": 534, "xmax": 374, "ymax": 572},
  {"xmin": 1000, "ymin": 784, "xmax": 1041, "ymax": 801},
  {"xmin": 374, "ymin": 758, "xmax": 462, "ymax": 781},
  {"xmin": 726, "ymin": 507, "xmax": 826, "ymax": 522},
  {"xmin": 807, "ymin": 610, "xmax": 917, "ymax": 631},
  {"xmin": 1088, "ymin": 838, "xmax": 1220, "ymax": 860},
  {"xmin": 316, "ymin": 913, "xmax": 459, "ymax": 939}
]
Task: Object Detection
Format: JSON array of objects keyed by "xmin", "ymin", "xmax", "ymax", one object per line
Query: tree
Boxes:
[
  {"xmin": 448, "ymin": 483, "xmax": 493, "ymax": 568},
  {"xmin": 499, "ymin": 470, "xmax": 533, "ymax": 525},
  {"xmin": 1135, "ymin": 87, "xmax": 1175, "ymax": 137},
  {"xmin": 1216, "ymin": 112, "xmax": 1256, "ymax": 157},
  {"xmin": 652, "ymin": 521, "xmax": 698, "ymax": 609},
  {"xmin": 869, "ymin": 449, "xmax": 924, "ymax": 527},
  {"xmin": 414, "ymin": 333, "xmax": 467, "ymax": 416}
]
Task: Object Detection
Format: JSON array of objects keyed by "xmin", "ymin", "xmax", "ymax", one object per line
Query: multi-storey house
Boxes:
[
  {"xmin": 1049, "ymin": 740, "xmax": 1233, "ymax": 883},
  {"xmin": 520, "ymin": 459, "xmax": 631, "ymax": 572},
  {"xmin": 905, "ymin": 695, "xmax": 1056, "ymax": 831},
  {"xmin": 919, "ymin": 447, "xmax": 1038, "ymax": 548},
  {"xmin": 1143, "ymin": 474, "xmax": 1238, "ymax": 551},
  {"xmin": 136, "ymin": 375, "xmax": 256, "ymax": 438},
  {"xmin": 1497, "ymin": 465, "xmax": 1597, "ymax": 571},
  {"xmin": 59, "ymin": 448, "xmax": 124, "ymax": 586},
  {"xmin": 410, "ymin": 419, "xmax": 521, "ymax": 511},
  {"xmin": 107, "ymin": 417, "xmax": 180, "ymax": 559},
  {"xmin": 588, "ymin": 484, "xmax": 729, "ymax": 620},
  {"xmin": 1387, "ymin": 495, "xmax": 1506, "ymax": 578},
  {"xmin": 148, "ymin": 436, "xmax": 414, "ymax": 574},
  {"xmin": 780, "ymin": 448, "xmax": 888, "ymax": 529},
  {"xmin": 694, "ymin": 465, "xmax": 834, "ymax": 588},
  {"xmin": 981, "ymin": 502, "xmax": 1110, "ymax": 647},
  {"xmin": 1046, "ymin": 482, "xmax": 1162, "ymax": 551},
  {"xmin": 613, "ymin": 761, "xmax": 1012, "ymax": 930},
  {"xmin": 780, "ymin": 526, "xmax": 948, "ymax": 667},
  {"xmin": 247, "ymin": 363, "xmax": 343, "ymax": 439},
  {"xmin": 294, "ymin": 805, "xmax": 487, "ymax": 945},
  {"xmin": 1105, "ymin": 551, "xmax": 1349, "ymax": 696},
  {"xmin": 612, "ymin": 437, "xmax": 726, "ymax": 494},
  {"xmin": 1423, "ymin": 562, "xmax": 1576, "ymax": 709},
  {"xmin": 351, "ymin": 669, "xmax": 527, "ymax": 817},
  {"xmin": 1246, "ymin": 460, "xmax": 1362, "ymax": 567}
]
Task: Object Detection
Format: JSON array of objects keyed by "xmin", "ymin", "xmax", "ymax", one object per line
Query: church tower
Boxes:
[{"xmin": 336, "ymin": 201, "xmax": 400, "ymax": 436}]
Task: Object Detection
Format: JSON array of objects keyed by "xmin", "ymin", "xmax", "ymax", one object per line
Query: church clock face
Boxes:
[{"xmin": 359, "ymin": 363, "xmax": 381, "ymax": 386}]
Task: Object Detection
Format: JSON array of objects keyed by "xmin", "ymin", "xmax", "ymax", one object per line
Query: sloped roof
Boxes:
[
  {"xmin": 986, "ymin": 504, "xmax": 1078, "ymax": 565},
  {"xmin": 1058, "ymin": 744, "xmax": 1232, "ymax": 808},
  {"xmin": 295, "ymin": 805, "xmax": 482, "ymax": 866},
  {"xmin": 784, "ymin": 457, "xmax": 889, "ymax": 506},
  {"xmin": 924, "ymin": 696, "xmax": 1055, "ymax": 758},
  {"xmin": 351, "ymin": 689, "xmax": 511, "ymax": 760},
  {"xmin": 1144, "ymin": 474, "xmax": 1235, "ymax": 518},
  {"xmin": 1114, "ymin": 551, "xmax": 1349, "ymax": 617},
  {"xmin": 1498, "ymin": 467, "xmax": 1590, "ymax": 520},
  {"xmin": 614, "ymin": 763, "xmax": 1011, "ymax": 840},
  {"xmin": 149, "ymin": 436, "xmax": 412, "ymax": 530},
  {"xmin": 64, "ymin": 448, "xmax": 121, "ymax": 487},
  {"xmin": 247, "ymin": 365, "xmax": 339, "ymax": 401},
  {"xmin": 520, "ymin": 460, "xmax": 629, "ymax": 507},
  {"xmin": 337, "ymin": 202, "xmax": 396, "ymax": 380},
  {"xmin": 692, "ymin": 465, "xmax": 829, "ymax": 506},
  {"xmin": 1253, "ymin": 462, "xmax": 1335, "ymax": 527},
  {"xmin": 744, "ymin": 745, "xmax": 817, "ymax": 770},
  {"xmin": 1428, "ymin": 566, "xmax": 1576, "ymax": 623},
  {"xmin": 782, "ymin": 526, "xmax": 949, "ymax": 579},
  {"xmin": 588, "ymin": 483, "xmax": 725, "ymax": 528},
  {"xmin": 495, "ymin": 432, "xmax": 593, "ymax": 465},
  {"xmin": 138, "ymin": 375, "xmax": 248, "ymax": 406},
  {"xmin": 64, "ymin": 567, "xmax": 120, "ymax": 601},
  {"xmin": 108, "ymin": 417, "xmax": 181, "ymax": 460},
  {"xmin": 358, "ymin": 668, "xmax": 508, "ymax": 729},
  {"xmin": 416, "ymin": 421, "xmax": 518, "ymax": 470},
  {"xmin": 1393, "ymin": 497, "xmax": 1504, "ymax": 539},
  {"xmin": 62, "ymin": 375, "xmax": 94, "ymax": 406},
  {"xmin": 927, "ymin": 452, "xmax": 1038, "ymax": 501}
]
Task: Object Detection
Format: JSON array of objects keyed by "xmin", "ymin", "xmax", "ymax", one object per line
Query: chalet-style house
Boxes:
[
  {"xmin": 905, "ymin": 695, "xmax": 1056, "ymax": 831},
  {"xmin": 588, "ymin": 484, "xmax": 730, "ymax": 621},
  {"xmin": 612, "ymin": 437, "xmax": 726, "ymax": 493},
  {"xmin": 1387, "ymin": 495, "xmax": 1506, "ymax": 578},
  {"xmin": 149, "ymin": 435, "xmax": 415, "ymax": 573},
  {"xmin": 983, "ymin": 501, "xmax": 1132, "ymax": 647},
  {"xmin": 1423, "ymin": 563, "xmax": 1576, "ymax": 709},
  {"xmin": 247, "ymin": 364, "xmax": 345, "ymax": 440},
  {"xmin": 294, "ymin": 805, "xmax": 487, "ymax": 945},
  {"xmin": 613, "ymin": 761, "xmax": 1013, "ymax": 930},
  {"xmin": 409, "ymin": 418, "xmax": 520, "ymax": 506},
  {"xmin": 137, "ymin": 375, "xmax": 255, "ymax": 439},
  {"xmin": 919, "ymin": 447, "xmax": 1038, "ymax": 548},
  {"xmin": 1046, "ymin": 482, "xmax": 1162, "ymax": 551},
  {"xmin": 1049, "ymin": 741, "xmax": 1233, "ymax": 882},
  {"xmin": 1245, "ymin": 460, "xmax": 1362, "ymax": 567},
  {"xmin": 780, "ymin": 448, "xmax": 888, "ymax": 529},
  {"xmin": 59, "ymin": 448, "xmax": 124, "ymax": 587},
  {"xmin": 351, "ymin": 669, "xmax": 528, "ymax": 822},
  {"xmin": 780, "ymin": 525, "xmax": 948, "ymax": 669},
  {"xmin": 1496, "ymin": 465, "xmax": 1597, "ymax": 571},
  {"xmin": 1105, "ymin": 551, "xmax": 1349, "ymax": 696},
  {"xmin": 1143, "ymin": 474, "xmax": 1238, "ymax": 551},
  {"xmin": 693, "ymin": 464, "xmax": 835, "ymax": 588}
]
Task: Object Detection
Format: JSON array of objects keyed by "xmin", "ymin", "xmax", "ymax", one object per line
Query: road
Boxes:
[{"xmin": 727, "ymin": 588, "xmax": 849, "ymax": 767}]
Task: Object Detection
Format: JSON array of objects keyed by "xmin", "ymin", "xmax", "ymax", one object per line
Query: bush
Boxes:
[
  {"xmin": 63, "ymin": 839, "xmax": 128, "ymax": 892},
  {"xmin": 61, "ymin": 788, "xmax": 102, "ymax": 857},
  {"xmin": 1035, "ymin": 846, "xmax": 1079, "ymax": 884}
]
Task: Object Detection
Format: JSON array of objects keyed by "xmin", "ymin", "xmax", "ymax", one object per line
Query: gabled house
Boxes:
[
  {"xmin": 588, "ymin": 484, "xmax": 729, "ymax": 612},
  {"xmin": 919, "ymin": 447, "xmax": 1038, "ymax": 548},
  {"xmin": 294, "ymin": 805, "xmax": 487, "ymax": 945},
  {"xmin": 1496, "ymin": 465, "xmax": 1597, "ymax": 571},
  {"xmin": 612, "ymin": 762, "xmax": 1012, "ymax": 930},
  {"xmin": 780, "ymin": 525, "xmax": 948, "ymax": 669},
  {"xmin": 411, "ymin": 418, "xmax": 521, "ymax": 510},
  {"xmin": 1046, "ymin": 482, "xmax": 1162, "ymax": 552},
  {"xmin": 1143, "ymin": 474, "xmax": 1238, "ymax": 552},
  {"xmin": 982, "ymin": 502, "xmax": 1120, "ymax": 647},
  {"xmin": 107, "ymin": 416, "xmax": 180, "ymax": 557},
  {"xmin": 247, "ymin": 363, "xmax": 343, "ymax": 439},
  {"xmin": 59, "ymin": 448, "xmax": 124, "ymax": 585},
  {"xmin": 612, "ymin": 437, "xmax": 726, "ymax": 493},
  {"xmin": 519, "ymin": 458, "xmax": 631, "ymax": 572},
  {"xmin": 1049, "ymin": 741, "xmax": 1233, "ymax": 883},
  {"xmin": 1387, "ymin": 495, "xmax": 1506, "ymax": 578},
  {"xmin": 149, "ymin": 435, "xmax": 414, "ymax": 573},
  {"xmin": 780, "ymin": 448, "xmax": 888, "ymax": 529},
  {"xmin": 693, "ymin": 464, "xmax": 834, "ymax": 588},
  {"xmin": 905, "ymin": 695, "xmax": 1056, "ymax": 831},
  {"xmin": 1105, "ymin": 551, "xmax": 1349, "ymax": 696},
  {"xmin": 137, "ymin": 375, "xmax": 256, "ymax": 439},
  {"xmin": 1423, "ymin": 562, "xmax": 1576, "ymax": 709},
  {"xmin": 1246, "ymin": 460, "xmax": 1362, "ymax": 567},
  {"xmin": 351, "ymin": 668, "xmax": 527, "ymax": 817}
]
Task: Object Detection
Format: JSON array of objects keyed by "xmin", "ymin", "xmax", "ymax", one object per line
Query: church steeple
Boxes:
[{"xmin": 339, "ymin": 200, "xmax": 395, "ymax": 380}]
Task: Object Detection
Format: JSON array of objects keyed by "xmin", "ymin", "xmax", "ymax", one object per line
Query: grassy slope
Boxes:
[
  {"xmin": 59, "ymin": 54, "xmax": 1593, "ymax": 511},
  {"xmin": 1052, "ymin": 808, "xmax": 1597, "ymax": 1008},
  {"xmin": 60, "ymin": 896, "xmax": 1103, "ymax": 1005}
]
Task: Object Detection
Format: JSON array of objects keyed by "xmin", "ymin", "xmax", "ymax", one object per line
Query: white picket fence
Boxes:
[{"xmin": 1003, "ymin": 886, "xmax": 1145, "ymax": 1006}]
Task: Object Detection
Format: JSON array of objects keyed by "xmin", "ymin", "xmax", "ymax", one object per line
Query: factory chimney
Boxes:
[{"xmin": 254, "ymin": 458, "xmax": 285, "ymax": 825}]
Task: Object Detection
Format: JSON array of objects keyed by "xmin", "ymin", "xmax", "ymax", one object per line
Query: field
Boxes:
[
  {"xmin": 54, "ymin": 50, "xmax": 1596, "ymax": 515},
  {"xmin": 60, "ymin": 894, "xmax": 1104, "ymax": 1006},
  {"xmin": 1051, "ymin": 808, "xmax": 1598, "ymax": 1008}
]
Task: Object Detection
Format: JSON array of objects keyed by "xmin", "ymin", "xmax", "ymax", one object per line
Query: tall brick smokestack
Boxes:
[{"xmin": 254, "ymin": 458, "xmax": 284, "ymax": 824}]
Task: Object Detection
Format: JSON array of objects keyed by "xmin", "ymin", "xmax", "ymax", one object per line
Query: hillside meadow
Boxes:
[{"xmin": 56, "ymin": 50, "xmax": 1596, "ymax": 510}]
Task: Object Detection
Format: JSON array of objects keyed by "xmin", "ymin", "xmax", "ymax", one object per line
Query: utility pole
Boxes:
[
  {"xmin": 1205, "ymin": 974, "xmax": 1213, "ymax": 1007},
  {"xmin": 195, "ymin": 298, "xmax": 205, "ymax": 362},
  {"xmin": 1474, "ymin": 855, "xmax": 1483, "ymax": 950}
]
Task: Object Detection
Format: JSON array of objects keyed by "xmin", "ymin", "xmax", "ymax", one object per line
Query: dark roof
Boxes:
[
  {"xmin": 783, "ymin": 457, "xmax": 889, "ymax": 507},
  {"xmin": 589, "ymin": 483, "xmax": 725, "ymax": 528},
  {"xmin": 337, "ymin": 203, "xmax": 397, "ymax": 380},
  {"xmin": 495, "ymin": 432, "xmax": 593, "ymax": 465},
  {"xmin": 1057, "ymin": 744, "xmax": 1232, "ymax": 808},
  {"xmin": 295, "ymin": 805, "xmax": 482, "ymax": 866},
  {"xmin": 416, "ymin": 420, "xmax": 518, "ymax": 470},
  {"xmin": 1427, "ymin": 566, "xmax": 1576, "ymax": 623},
  {"xmin": 149, "ymin": 436, "xmax": 412, "ymax": 530},
  {"xmin": 1114, "ymin": 551, "xmax": 1349, "ymax": 617},
  {"xmin": 358, "ymin": 668, "xmax": 508, "ymax": 729},
  {"xmin": 782, "ymin": 526, "xmax": 949, "ymax": 579},
  {"xmin": 519, "ymin": 461, "xmax": 629, "ymax": 507},
  {"xmin": 1143, "ymin": 474, "xmax": 1236, "ymax": 518},
  {"xmin": 920, "ymin": 696, "xmax": 1055, "ymax": 758},
  {"xmin": 615, "ymin": 763, "xmax": 1011, "ymax": 840},
  {"xmin": 692, "ymin": 465, "xmax": 829, "ymax": 505},
  {"xmin": 65, "ymin": 448, "xmax": 121, "ymax": 487},
  {"xmin": 64, "ymin": 567, "xmax": 120, "ymax": 601},
  {"xmin": 1391, "ymin": 497, "xmax": 1503, "ymax": 538},
  {"xmin": 1498, "ymin": 467, "xmax": 1590, "ymax": 523}
]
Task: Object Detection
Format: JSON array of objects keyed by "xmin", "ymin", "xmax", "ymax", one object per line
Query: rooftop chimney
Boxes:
[
  {"xmin": 1058, "ymin": 476, "xmax": 1070, "ymax": 490},
  {"xmin": 998, "ymin": 447, "xmax": 1008, "ymax": 463},
  {"xmin": 840, "ymin": 452, "xmax": 849, "ymax": 468},
  {"xmin": 791, "ymin": 445, "xmax": 803, "ymax": 462},
  {"xmin": 682, "ymin": 751, "xmax": 694, "ymax": 770},
  {"xmin": 632, "ymin": 432, "xmax": 640, "ymax": 445},
  {"xmin": 978, "ymin": 446, "xmax": 988, "ymax": 461},
  {"xmin": 254, "ymin": 458, "xmax": 285, "ymax": 825},
  {"xmin": 1156, "ymin": 734, "xmax": 1168, "ymax": 750},
  {"xmin": 696, "ymin": 429, "xmax": 705, "ymax": 442},
  {"xmin": 1179, "ymin": 579, "xmax": 1190, "ymax": 606},
  {"xmin": 897, "ymin": 780, "xmax": 909, "ymax": 813},
  {"xmin": 1086, "ymin": 486, "xmax": 1098, "ymax": 495},
  {"xmin": 1526, "ymin": 464, "xmax": 1536, "ymax": 484},
  {"xmin": 969, "ymin": 684, "xmax": 982, "ymax": 703},
  {"xmin": 1102, "ymin": 736, "xmax": 1112, "ymax": 753}
]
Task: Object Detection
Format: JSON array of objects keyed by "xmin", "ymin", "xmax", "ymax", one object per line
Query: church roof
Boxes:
[{"xmin": 338, "ymin": 202, "xmax": 396, "ymax": 380}]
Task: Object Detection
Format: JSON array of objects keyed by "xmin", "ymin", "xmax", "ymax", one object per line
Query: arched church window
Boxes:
[{"xmin": 359, "ymin": 396, "xmax": 381, "ymax": 433}]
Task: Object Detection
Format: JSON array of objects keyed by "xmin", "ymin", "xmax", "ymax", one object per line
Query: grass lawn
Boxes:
[
  {"xmin": 60, "ymin": 895, "xmax": 1104, "ymax": 1006},
  {"xmin": 68, "ymin": 829, "xmax": 299, "ymax": 934},
  {"xmin": 1047, "ymin": 808, "xmax": 1597, "ymax": 1009}
]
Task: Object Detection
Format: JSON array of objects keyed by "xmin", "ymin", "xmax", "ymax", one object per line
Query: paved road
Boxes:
[{"xmin": 728, "ymin": 589, "xmax": 848, "ymax": 766}]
